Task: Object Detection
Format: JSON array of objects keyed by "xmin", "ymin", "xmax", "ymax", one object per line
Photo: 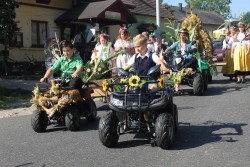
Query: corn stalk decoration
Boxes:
[{"xmin": 83, "ymin": 42, "xmax": 124, "ymax": 81}]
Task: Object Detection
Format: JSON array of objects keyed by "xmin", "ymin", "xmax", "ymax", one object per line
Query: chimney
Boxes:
[{"xmin": 178, "ymin": 3, "xmax": 182, "ymax": 11}]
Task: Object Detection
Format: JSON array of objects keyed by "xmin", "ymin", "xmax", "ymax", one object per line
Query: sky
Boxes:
[{"xmin": 163, "ymin": 0, "xmax": 249, "ymax": 18}]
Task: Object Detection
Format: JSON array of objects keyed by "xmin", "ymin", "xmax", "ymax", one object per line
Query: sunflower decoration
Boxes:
[
  {"xmin": 129, "ymin": 75, "xmax": 140, "ymax": 87},
  {"xmin": 158, "ymin": 76, "xmax": 165, "ymax": 88},
  {"xmin": 102, "ymin": 79, "xmax": 108, "ymax": 92}
]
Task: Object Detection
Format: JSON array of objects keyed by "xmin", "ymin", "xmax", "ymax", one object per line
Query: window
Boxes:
[{"xmin": 31, "ymin": 20, "xmax": 48, "ymax": 48}]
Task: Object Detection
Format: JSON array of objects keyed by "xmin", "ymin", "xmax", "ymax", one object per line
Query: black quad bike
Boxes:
[
  {"xmin": 164, "ymin": 44, "xmax": 207, "ymax": 96},
  {"xmin": 31, "ymin": 76, "xmax": 97, "ymax": 132},
  {"xmin": 98, "ymin": 65, "xmax": 178, "ymax": 149}
]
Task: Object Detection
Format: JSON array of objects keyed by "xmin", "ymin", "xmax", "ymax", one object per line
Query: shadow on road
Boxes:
[
  {"xmin": 203, "ymin": 78, "xmax": 249, "ymax": 96},
  {"xmin": 170, "ymin": 121, "xmax": 247, "ymax": 150},
  {"xmin": 44, "ymin": 117, "xmax": 101, "ymax": 132}
]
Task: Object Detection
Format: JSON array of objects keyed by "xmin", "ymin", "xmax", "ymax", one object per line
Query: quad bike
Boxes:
[
  {"xmin": 30, "ymin": 76, "xmax": 97, "ymax": 132},
  {"xmin": 98, "ymin": 65, "xmax": 178, "ymax": 149},
  {"xmin": 164, "ymin": 42, "xmax": 210, "ymax": 96}
]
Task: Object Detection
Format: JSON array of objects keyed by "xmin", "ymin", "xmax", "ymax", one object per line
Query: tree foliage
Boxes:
[
  {"xmin": 0, "ymin": 0, "xmax": 19, "ymax": 45},
  {"xmin": 184, "ymin": 0, "xmax": 231, "ymax": 18},
  {"xmin": 241, "ymin": 12, "xmax": 250, "ymax": 26}
]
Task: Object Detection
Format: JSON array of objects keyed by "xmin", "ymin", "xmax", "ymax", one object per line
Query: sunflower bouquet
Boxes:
[{"xmin": 102, "ymin": 75, "xmax": 166, "ymax": 92}]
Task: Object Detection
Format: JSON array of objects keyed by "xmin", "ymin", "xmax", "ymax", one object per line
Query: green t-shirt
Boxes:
[{"xmin": 51, "ymin": 54, "xmax": 83, "ymax": 78}]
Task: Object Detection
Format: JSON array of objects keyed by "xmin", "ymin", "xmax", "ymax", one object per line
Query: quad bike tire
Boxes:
[
  {"xmin": 165, "ymin": 97, "xmax": 178, "ymax": 133},
  {"xmin": 202, "ymin": 70, "xmax": 209, "ymax": 91},
  {"xmin": 85, "ymin": 99, "xmax": 97, "ymax": 121},
  {"xmin": 155, "ymin": 113, "xmax": 175, "ymax": 149},
  {"xmin": 193, "ymin": 73, "xmax": 204, "ymax": 96},
  {"xmin": 208, "ymin": 71, "xmax": 212, "ymax": 83},
  {"xmin": 65, "ymin": 106, "xmax": 81, "ymax": 131},
  {"xmin": 31, "ymin": 110, "xmax": 48, "ymax": 133},
  {"xmin": 98, "ymin": 112, "xmax": 119, "ymax": 147},
  {"xmin": 173, "ymin": 104, "xmax": 178, "ymax": 133}
]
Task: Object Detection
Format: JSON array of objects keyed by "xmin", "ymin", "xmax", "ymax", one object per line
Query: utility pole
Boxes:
[{"xmin": 156, "ymin": 0, "xmax": 161, "ymax": 40}]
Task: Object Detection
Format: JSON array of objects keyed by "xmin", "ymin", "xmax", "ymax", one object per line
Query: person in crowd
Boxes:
[
  {"xmin": 142, "ymin": 31, "xmax": 154, "ymax": 53},
  {"xmin": 114, "ymin": 27, "xmax": 135, "ymax": 68},
  {"xmin": 231, "ymin": 22, "xmax": 250, "ymax": 84},
  {"xmin": 148, "ymin": 34, "xmax": 160, "ymax": 54},
  {"xmin": 40, "ymin": 40, "xmax": 84, "ymax": 89},
  {"xmin": 44, "ymin": 38, "xmax": 57, "ymax": 71},
  {"xmin": 90, "ymin": 33, "xmax": 115, "ymax": 67},
  {"xmin": 221, "ymin": 27, "xmax": 237, "ymax": 80},
  {"xmin": 162, "ymin": 28, "xmax": 197, "ymax": 70},
  {"xmin": 161, "ymin": 38, "xmax": 168, "ymax": 52},
  {"xmin": 126, "ymin": 34, "xmax": 169, "ymax": 79}
]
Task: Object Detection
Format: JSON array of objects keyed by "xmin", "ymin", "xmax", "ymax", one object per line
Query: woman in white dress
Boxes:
[{"xmin": 114, "ymin": 27, "xmax": 135, "ymax": 68}]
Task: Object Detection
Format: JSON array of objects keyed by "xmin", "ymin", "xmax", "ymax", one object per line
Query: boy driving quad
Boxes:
[
  {"xmin": 40, "ymin": 40, "xmax": 83, "ymax": 89},
  {"xmin": 125, "ymin": 34, "xmax": 169, "ymax": 79},
  {"xmin": 98, "ymin": 34, "xmax": 178, "ymax": 149},
  {"xmin": 31, "ymin": 41, "xmax": 97, "ymax": 132}
]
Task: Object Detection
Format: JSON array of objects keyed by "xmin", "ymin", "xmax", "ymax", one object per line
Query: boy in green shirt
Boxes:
[{"xmin": 40, "ymin": 40, "xmax": 84, "ymax": 88}]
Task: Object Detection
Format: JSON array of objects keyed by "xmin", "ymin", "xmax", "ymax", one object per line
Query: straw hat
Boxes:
[{"xmin": 179, "ymin": 28, "xmax": 189, "ymax": 36}]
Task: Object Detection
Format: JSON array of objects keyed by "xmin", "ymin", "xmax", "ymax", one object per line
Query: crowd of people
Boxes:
[
  {"xmin": 40, "ymin": 22, "xmax": 250, "ymax": 86},
  {"xmin": 222, "ymin": 21, "xmax": 250, "ymax": 84}
]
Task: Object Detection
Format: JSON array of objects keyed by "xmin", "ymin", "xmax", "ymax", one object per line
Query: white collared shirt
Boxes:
[{"xmin": 127, "ymin": 49, "xmax": 160, "ymax": 66}]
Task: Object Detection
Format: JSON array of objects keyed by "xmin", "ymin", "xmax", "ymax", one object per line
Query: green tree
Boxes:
[
  {"xmin": 184, "ymin": 0, "xmax": 231, "ymax": 18},
  {"xmin": 0, "ymin": 0, "xmax": 19, "ymax": 48},
  {"xmin": 0, "ymin": 0, "xmax": 19, "ymax": 75},
  {"xmin": 241, "ymin": 12, "xmax": 250, "ymax": 25}
]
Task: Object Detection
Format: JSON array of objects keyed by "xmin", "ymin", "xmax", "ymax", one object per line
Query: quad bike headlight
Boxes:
[
  {"xmin": 110, "ymin": 94, "xmax": 123, "ymax": 107},
  {"xmin": 175, "ymin": 57, "xmax": 182, "ymax": 65}
]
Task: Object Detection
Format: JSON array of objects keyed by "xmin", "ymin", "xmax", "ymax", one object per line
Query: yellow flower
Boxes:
[
  {"xmin": 123, "ymin": 65, "xmax": 130, "ymax": 71},
  {"xmin": 129, "ymin": 75, "xmax": 140, "ymax": 87},
  {"xmin": 120, "ymin": 78, "xmax": 128, "ymax": 83},
  {"xmin": 102, "ymin": 79, "xmax": 108, "ymax": 91},
  {"xmin": 159, "ymin": 76, "xmax": 165, "ymax": 88},
  {"xmin": 32, "ymin": 85, "xmax": 40, "ymax": 96}
]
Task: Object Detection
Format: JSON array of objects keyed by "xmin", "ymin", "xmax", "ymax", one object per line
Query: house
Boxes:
[
  {"xmin": 168, "ymin": 3, "xmax": 225, "ymax": 35},
  {"xmin": 10, "ymin": 0, "xmax": 175, "ymax": 64},
  {"xmin": 120, "ymin": 0, "xmax": 175, "ymax": 37}
]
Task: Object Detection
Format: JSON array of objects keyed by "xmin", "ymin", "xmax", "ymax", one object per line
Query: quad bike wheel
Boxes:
[
  {"xmin": 173, "ymin": 104, "xmax": 178, "ymax": 133},
  {"xmin": 31, "ymin": 110, "xmax": 48, "ymax": 133},
  {"xmin": 193, "ymin": 73, "xmax": 204, "ymax": 96},
  {"xmin": 208, "ymin": 71, "xmax": 212, "ymax": 83},
  {"xmin": 85, "ymin": 99, "xmax": 97, "ymax": 121},
  {"xmin": 165, "ymin": 97, "xmax": 178, "ymax": 133},
  {"xmin": 98, "ymin": 112, "xmax": 119, "ymax": 147},
  {"xmin": 65, "ymin": 106, "xmax": 81, "ymax": 131},
  {"xmin": 155, "ymin": 113, "xmax": 175, "ymax": 149},
  {"xmin": 202, "ymin": 70, "xmax": 209, "ymax": 91}
]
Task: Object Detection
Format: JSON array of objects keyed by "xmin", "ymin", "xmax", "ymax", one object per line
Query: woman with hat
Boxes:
[
  {"xmin": 162, "ymin": 28, "xmax": 197, "ymax": 67},
  {"xmin": 114, "ymin": 26, "xmax": 135, "ymax": 68},
  {"xmin": 231, "ymin": 22, "xmax": 250, "ymax": 83},
  {"xmin": 90, "ymin": 33, "xmax": 114, "ymax": 65}
]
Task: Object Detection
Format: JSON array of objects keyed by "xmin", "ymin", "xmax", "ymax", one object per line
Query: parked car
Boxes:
[{"xmin": 212, "ymin": 40, "xmax": 224, "ymax": 62}]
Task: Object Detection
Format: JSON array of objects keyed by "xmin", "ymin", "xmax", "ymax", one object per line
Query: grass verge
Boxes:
[{"xmin": 0, "ymin": 87, "xmax": 32, "ymax": 109}]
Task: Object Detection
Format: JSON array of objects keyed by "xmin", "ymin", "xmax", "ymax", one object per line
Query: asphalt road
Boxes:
[{"xmin": 0, "ymin": 71, "xmax": 250, "ymax": 167}]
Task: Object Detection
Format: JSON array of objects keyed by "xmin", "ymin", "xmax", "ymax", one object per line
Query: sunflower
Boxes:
[
  {"xmin": 158, "ymin": 76, "xmax": 165, "ymax": 88},
  {"xmin": 129, "ymin": 75, "xmax": 140, "ymax": 87},
  {"xmin": 102, "ymin": 79, "xmax": 108, "ymax": 91}
]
